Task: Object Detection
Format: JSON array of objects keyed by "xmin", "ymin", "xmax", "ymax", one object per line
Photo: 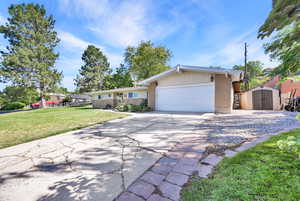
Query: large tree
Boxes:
[
  {"xmin": 125, "ymin": 41, "xmax": 171, "ymax": 80},
  {"xmin": 258, "ymin": 0, "xmax": 300, "ymax": 76},
  {"xmin": 74, "ymin": 45, "xmax": 110, "ymax": 92},
  {"xmin": 103, "ymin": 64, "xmax": 133, "ymax": 90},
  {"xmin": 264, "ymin": 25, "xmax": 300, "ymax": 76},
  {"xmin": 0, "ymin": 85, "xmax": 39, "ymax": 105},
  {"xmin": 233, "ymin": 61, "xmax": 264, "ymax": 80},
  {"xmin": 0, "ymin": 4, "xmax": 62, "ymax": 106},
  {"xmin": 233, "ymin": 61, "xmax": 265, "ymax": 89}
]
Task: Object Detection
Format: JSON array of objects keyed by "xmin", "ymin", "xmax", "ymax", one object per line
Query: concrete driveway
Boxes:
[{"xmin": 0, "ymin": 111, "xmax": 299, "ymax": 201}]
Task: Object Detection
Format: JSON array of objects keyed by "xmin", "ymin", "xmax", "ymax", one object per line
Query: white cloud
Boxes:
[
  {"xmin": 59, "ymin": 0, "xmax": 188, "ymax": 48},
  {"xmin": 0, "ymin": 14, "xmax": 6, "ymax": 25},
  {"xmin": 57, "ymin": 30, "xmax": 122, "ymax": 67},
  {"xmin": 58, "ymin": 30, "xmax": 102, "ymax": 51}
]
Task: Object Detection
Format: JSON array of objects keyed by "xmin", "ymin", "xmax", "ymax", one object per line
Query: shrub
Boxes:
[
  {"xmin": 277, "ymin": 136, "xmax": 300, "ymax": 159},
  {"xmin": 1, "ymin": 102, "xmax": 26, "ymax": 110},
  {"xmin": 62, "ymin": 96, "xmax": 72, "ymax": 104},
  {"xmin": 116, "ymin": 104, "xmax": 152, "ymax": 112},
  {"xmin": 140, "ymin": 99, "xmax": 148, "ymax": 107},
  {"xmin": 105, "ymin": 104, "xmax": 112, "ymax": 109},
  {"xmin": 129, "ymin": 104, "xmax": 142, "ymax": 112},
  {"xmin": 142, "ymin": 106, "xmax": 152, "ymax": 112},
  {"xmin": 116, "ymin": 105, "xmax": 128, "ymax": 112}
]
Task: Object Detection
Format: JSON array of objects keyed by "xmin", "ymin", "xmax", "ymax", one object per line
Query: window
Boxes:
[
  {"xmin": 108, "ymin": 93, "xmax": 111, "ymax": 98},
  {"xmin": 98, "ymin": 95, "xmax": 101, "ymax": 100},
  {"xmin": 128, "ymin": 92, "xmax": 138, "ymax": 98}
]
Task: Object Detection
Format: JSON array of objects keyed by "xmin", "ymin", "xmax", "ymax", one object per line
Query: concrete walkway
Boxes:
[{"xmin": 0, "ymin": 111, "xmax": 299, "ymax": 201}]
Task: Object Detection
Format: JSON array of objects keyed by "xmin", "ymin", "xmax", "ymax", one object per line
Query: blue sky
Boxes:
[{"xmin": 0, "ymin": 0, "xmax": 277, "ymax": 91}]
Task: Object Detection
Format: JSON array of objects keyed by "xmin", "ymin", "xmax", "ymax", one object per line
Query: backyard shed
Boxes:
[{"xmin": 240, "ymin": 86, "xmax": 280, "ymax": 110}]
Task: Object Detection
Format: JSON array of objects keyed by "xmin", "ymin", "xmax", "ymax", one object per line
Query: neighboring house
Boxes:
[
  {"xmin": 263, "ymin": 75, "xmax": 280, "ymax": 89},
  {"xmin": 263, "ymin": 75, "xmax": 300, "ymax": 105},
  {"xmin": 90, "ymin": 65, "xmax": 244, "ymax": 113},
  {"xmin": 69, "ymin": 94, "xmax": 91, "ymax": 103},
  {"xmin": 47, "ymin": 93, "xmax": 66, "ymax": 103}
]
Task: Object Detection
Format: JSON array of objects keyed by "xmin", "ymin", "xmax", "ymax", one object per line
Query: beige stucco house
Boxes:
[{"xmin": 90, "ymin": 65, "xmax": 243, "ymax": 113}]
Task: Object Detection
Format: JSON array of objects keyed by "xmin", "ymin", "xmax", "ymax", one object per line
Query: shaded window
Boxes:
[
  {"xmin": 98, "ymin": 95, "xmax": 101, "ymax": 99},
  {"xmin": 108, "ymin": 93, "xmax": 111, "ymax": 98},
  {"xmin": 128, "ymin": 92, "xmax": 138, "ymax": 98}
]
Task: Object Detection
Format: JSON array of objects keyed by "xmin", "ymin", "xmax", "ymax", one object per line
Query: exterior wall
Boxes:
[
  {"xmin": 263, "ymin": 75, "xmax": 280, "ymax": 88},
  {"xmin": 240, "ymin": 87, "xmax": 281, "ymax": 110},
  {"xmin": 92, "ymin": 99, "xmax": 115, "ymax": 109},
  {"xmin": 214, "ymin": 74, "xmax": 233, "ymax": 113},
  {"xmin": 48, "ymin": 95, "xmax": 66, "ymax": 103},
  {"xmin": 157, "ymin": 71, "xmax": 211, "ymax": 87},
  {"xmin": 147, "ymin": 82, "xmax": 156, "ymax": 109},
  {"xmin": 281, "ymin": 79, "xmax": 300, "ymax": 96},
  {"xmin": 240, "ymin": 91, "xmax": 253, "ymax": 110},
  {"xmin": 122, "ymin": 98, "xmax": 145, "ymax": 105}
]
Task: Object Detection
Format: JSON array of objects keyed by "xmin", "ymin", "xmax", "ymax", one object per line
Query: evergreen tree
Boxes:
[
  {"xmin": 75, "ymin": 45, "xmax": 110, "ymax": 92},
  {"xmin": 124, "ymin": 41, "xmax": 171, "ymax": 80},
  {"xmin": 0, "ymin": 4, "xmax": 62, "ymax": 107}
]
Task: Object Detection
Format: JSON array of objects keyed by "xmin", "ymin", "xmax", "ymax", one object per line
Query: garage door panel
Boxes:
[{"xmin": 156, "ymin": 84, "xmax": 214, "ymax": 112}]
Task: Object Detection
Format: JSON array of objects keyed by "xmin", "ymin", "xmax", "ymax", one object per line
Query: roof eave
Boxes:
[{"xmin": 138, "ymin": 65, "xmax": 244, "ymax": 85}]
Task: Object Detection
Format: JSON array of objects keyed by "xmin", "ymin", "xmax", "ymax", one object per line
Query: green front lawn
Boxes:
[
  {"xmin": 181, "ymin": 129, "xmax": 300, "ymax": 201},
  {"xmin": 0, "ymin": 106, "xmax": 128, "ymax": 149}
]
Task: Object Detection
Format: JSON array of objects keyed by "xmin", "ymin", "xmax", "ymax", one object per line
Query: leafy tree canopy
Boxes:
[
  {"xmin": 0, "ymin": 85, "xmax": 39, "ymax": 105},
  {"xmin": 264, "ymin": 23, "xmax": 300, "ymax": 76},
  {"xmin": 125, "ymin": 41, "xmax": 171, "ymax": 80},
  {"xmin": 258, "ymin": 0, "xmax": 300, "ymax": 77},
  {"xmin": 103, "ymin": 64, "xmax": 133, "ymax": 90},
  {"xmin": 0, "ymin": 3, "xmax": 62, "ymax": 104},
  {"xmin": 258, "ymin": 0, "xmax": 300, "ymax": 39},
  {"xmin": 233, "ymin": 61, "xmax": 264, "ymax": 80},
  {"xmin": 74, "ymin": 45, "xmax": 110, "ymax": 92},
  {"xmin": 233, "ymin": 61, "xmax": 265, "ymax": 90}
]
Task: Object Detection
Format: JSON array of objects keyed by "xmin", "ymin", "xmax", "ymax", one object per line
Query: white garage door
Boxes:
[{"xmin": 155, "ymin": 84, "xmax": 215, "ymax": 112}]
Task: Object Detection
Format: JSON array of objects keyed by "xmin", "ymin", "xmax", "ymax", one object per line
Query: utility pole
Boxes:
[{"xmin": 244, "ymin": 42, "xmax": 249, "ymax": 90}]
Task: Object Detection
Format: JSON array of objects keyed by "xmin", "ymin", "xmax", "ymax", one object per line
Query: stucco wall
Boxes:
[
  {"xmin": 240, "ymin": 87, "xmax": 281, "ymax": 110},
  {"xmin": 147, "ymin": 82, "xmax": 156, "ymax": 109},
  {"xmin": 157, "ymin": 71, "xmax": 211, "ymax": 87},
  {"xmin": 214, "ymin": 74, "xmax": 233, "ymax": 113},
  {"xmin": 240, "ymin": 91, "xmax": 252, "ymax": 110}
]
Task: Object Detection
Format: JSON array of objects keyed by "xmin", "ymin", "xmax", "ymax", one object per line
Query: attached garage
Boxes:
[{"xmin": 155, "ymin": 84, "xmax": 214, "ymax": 112}]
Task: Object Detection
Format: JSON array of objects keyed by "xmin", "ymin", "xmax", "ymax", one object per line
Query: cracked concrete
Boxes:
[{"xmin": 0, "ymin": 110, "xmax": 299, "ymax": 201}]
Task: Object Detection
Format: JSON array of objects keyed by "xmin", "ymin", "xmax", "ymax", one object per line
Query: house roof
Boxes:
[
  {"xmin": 138, "ymin": 64, "xmax": 244, "ymax": 85},
  {"xmin": 86, "ymin": 86, "xmax": 148, "ymax": 95}
]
